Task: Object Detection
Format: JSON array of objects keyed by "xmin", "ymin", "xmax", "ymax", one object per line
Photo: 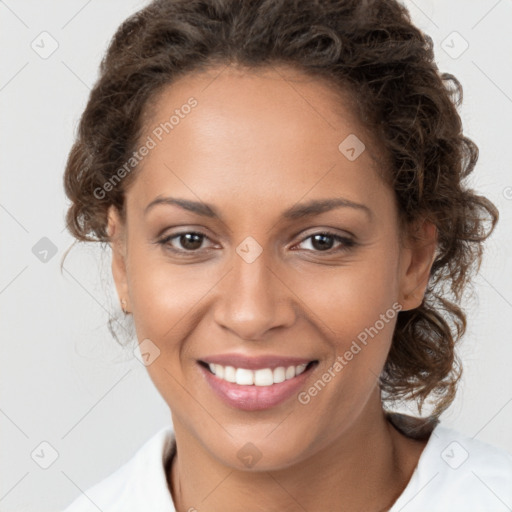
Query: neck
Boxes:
[{"xmin": 168, "ymin": 393, "xmax": 427, "ymax": 512}]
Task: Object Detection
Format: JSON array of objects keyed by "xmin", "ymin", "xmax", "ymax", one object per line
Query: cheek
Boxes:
[
  {"xmin": 126, "ymin": 244, "xmax": 213, "ymax": 340},
  {"xmin": 296, "ymin": 243, "xmax": 401, "ymax": 376},
  {"xmin": 300, "ymin": 245, "xmax": 400, "ymax": 332},
  {"xmin": 127, "ymin": 233, "xmax": 211, "ymax": 324},
  {"xmin": 125, "ymin": 248, "xmax": 210, "ymax": 402}
]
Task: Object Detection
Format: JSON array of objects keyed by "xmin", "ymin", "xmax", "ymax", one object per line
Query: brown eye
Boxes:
[
  {"xmin": 158, "ymin": 231, "xmax": 211, "ymax": 252},
  {"xmin": 310, "ymin": 233, "xmax": 336, "ymax": 251},
  {"xmin": 295, "ymin": 232, "xmax": 356, "ymax": 253},
  {"xmin": 177, "ymin": 233, "xmax": 204, "ymax": 251}
]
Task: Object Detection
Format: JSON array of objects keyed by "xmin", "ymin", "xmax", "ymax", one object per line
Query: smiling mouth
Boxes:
[{"xmin": 198, "ymin": 360, "xmax": 318, "ymax": 387}]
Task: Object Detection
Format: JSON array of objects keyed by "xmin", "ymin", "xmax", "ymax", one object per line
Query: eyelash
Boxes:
[{"xmin": 156, "ymin": 230, "xmax": 357, "ymax": 256}]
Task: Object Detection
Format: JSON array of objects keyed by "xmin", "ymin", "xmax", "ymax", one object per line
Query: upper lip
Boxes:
[{"xmin": 199, "ymin": 354, "xmax": 316, "ymax": 370}]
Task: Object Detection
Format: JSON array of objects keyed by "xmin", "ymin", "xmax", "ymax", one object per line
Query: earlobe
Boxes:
[
  {"xmin": 399, "ymin": 220, "xmax": 437, "ymax": 311},
  {"xmin": 107, "ymin": 206, "xmax": 130, "ymax": 313}
]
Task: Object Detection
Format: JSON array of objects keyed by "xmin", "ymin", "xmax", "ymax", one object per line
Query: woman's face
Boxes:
[{"xmin": 109, "ymin": 64, "xmax": 435, "ymax": 470}]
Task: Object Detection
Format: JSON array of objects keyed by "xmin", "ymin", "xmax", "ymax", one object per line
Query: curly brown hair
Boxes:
[{"xmin": 62, "ymin": 0, "xmax": 499, "ymax": 419}]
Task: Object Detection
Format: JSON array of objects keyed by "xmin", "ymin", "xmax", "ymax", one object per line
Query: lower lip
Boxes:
[{"xmin": 198, "ymin": 363, "xmax": 315, "ymax": 411}]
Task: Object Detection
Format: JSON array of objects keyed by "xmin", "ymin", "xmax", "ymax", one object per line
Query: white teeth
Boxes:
[
  {"xmin": 206, "ymin": 362, "xmax": 311, "ymax": 387},
  {"xmin": 273, "ymin": 367, "xmax": 286, "ymax": 383},
  {"xmin": 214, "ymin": 364, "xmax": 224, "ymax": 379},
  {"xmin": 295, "ymin": 363, "xmax": 307, "ymax": 376},
  {"xmin": 254, "ymin": 368, "xmax": 273, "ymax": 386},
  {"xmin": 224, "ymin": 365, "xmax": 236, "ymax": 383},
  {"xmin": 235, "ymin": 368, "xmax": 254, "ymax": 385}
]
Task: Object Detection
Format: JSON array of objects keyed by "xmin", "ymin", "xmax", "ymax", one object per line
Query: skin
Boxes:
[{"xmin": 107, "ymin": 64, "xmax": 437, "ymax": 512}]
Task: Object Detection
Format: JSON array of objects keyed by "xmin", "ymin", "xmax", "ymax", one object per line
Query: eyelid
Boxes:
[
  {"xmin": 292, "ymin": 231, "xmax": 356, "ymax": 252},
  {"xmin": 157, "ymin": 230, "xmax": 217, "ymax": 251},
  {"xmin": 292, "ymin": 226, "xmax": 356, "ymax": 243}
]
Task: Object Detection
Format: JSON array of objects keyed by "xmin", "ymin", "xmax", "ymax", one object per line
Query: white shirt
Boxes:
[{"xmin": 62, "ymin": 420, "xmax": 512, "ymax": 512}]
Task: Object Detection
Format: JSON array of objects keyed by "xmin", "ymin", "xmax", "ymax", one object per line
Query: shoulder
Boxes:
[
  {"xmin": 61, "ymin": 425, "xmax": 177, "ymax": 512},
  {"xmin": 391, "ymin": 422, "xmax": 512, "ymax": 512}
]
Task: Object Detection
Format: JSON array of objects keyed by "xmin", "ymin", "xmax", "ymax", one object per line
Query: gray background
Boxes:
[{"xmin": 1, "ymin": 1, "xmax": 511, "ymax": 511}]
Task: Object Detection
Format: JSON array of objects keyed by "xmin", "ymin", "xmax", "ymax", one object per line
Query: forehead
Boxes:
[{"xmin": 127, "ymin": 64, "xmax": 390, "ymax": 217}]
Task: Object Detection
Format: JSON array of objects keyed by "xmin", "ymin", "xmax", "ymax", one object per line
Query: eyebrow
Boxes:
[{"xmin": 144, "ymin": 196, "xmax": 373, "ymax": 221}]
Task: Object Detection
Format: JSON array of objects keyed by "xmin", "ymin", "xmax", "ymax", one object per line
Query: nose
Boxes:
[{"xmin": 213, "ymin": 243, "xmax": 296, "ymax": 341}]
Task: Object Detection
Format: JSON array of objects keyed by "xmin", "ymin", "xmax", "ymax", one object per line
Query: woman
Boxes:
[{"xmin": 61, "ymin": 0, "xmax": 512, "ymax": 510}]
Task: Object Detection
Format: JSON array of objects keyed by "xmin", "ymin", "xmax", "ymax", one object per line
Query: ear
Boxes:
[
  {"xmin": 398, "ymin": 219, "xmax": 438, "ymax": 311},
  {"xmin": 107, "ymin": 205, "xmax": 130, "ymax": 313}
]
